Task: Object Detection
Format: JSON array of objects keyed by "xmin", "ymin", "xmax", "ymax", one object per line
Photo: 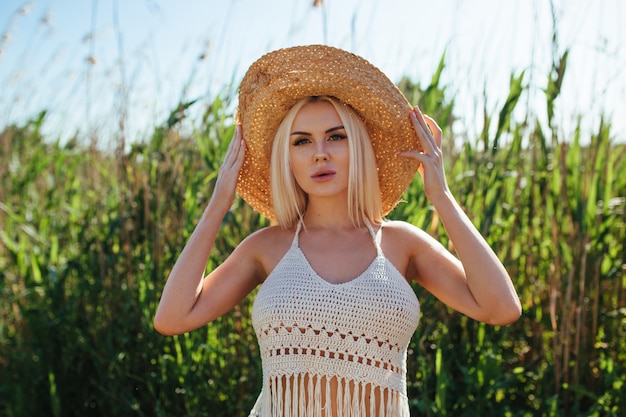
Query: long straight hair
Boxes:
[{"xmin": 270, "ymin": 96, "xmax": 382, "ymax": 228}]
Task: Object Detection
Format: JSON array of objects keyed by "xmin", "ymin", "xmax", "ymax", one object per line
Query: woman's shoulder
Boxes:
[
  {"xmin": 381, "ymin": 219, "xmax": 437, "ymax": 248},
  {"xmin": 237, "ymin": 225, "xmax": 296, "ymax": 280},
  {"xmin": 244, "ymin": 224, "xmax": 295, "ymax": 244},
  {"xmin": 377, "ymin": 220, "xmax": 436, "ymax": 281},
  {"xmin": 381, "ymin": 219, "xmax": 424, "ymax": 235},
  {"xmin": 237, "ymin": 224, "xmax": 295, "ymax": 259}
]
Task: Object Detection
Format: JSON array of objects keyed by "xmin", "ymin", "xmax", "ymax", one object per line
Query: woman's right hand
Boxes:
[{"xmin": 208, "ymin": 124, "xmax": 246, "ymax": 213}]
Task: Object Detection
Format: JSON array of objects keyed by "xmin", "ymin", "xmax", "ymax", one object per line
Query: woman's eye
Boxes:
[
  {"xmin": 292, "ymin": 137, "xmax": 311, "ymax": 146},
  {"xmin": 328, "ymin": 134, "xmax": 347, "ymax": 141}
]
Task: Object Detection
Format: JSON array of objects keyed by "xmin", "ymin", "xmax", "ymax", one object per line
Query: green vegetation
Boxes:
[{"xmin": 1, "ymin": 53, "xmax": 625, "ymax": 417}]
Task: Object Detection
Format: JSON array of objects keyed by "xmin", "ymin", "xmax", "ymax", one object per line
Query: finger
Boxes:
[
  {"xmin": 397, "ymin": 148, "xmax": 422, "ymax": 157},
  {"xmin": 410, "ymin": 107, "xmax": 437, "ymax": 153},
  {"xmin": 411, "ymin": 107, "xmax": 444, "ymax": 154},
  {"xmin": 414, "ymin": 107, "xmax": 441, "ymax": 145},
  {"xmin": 422, "ymin": 115, "xmax": 442, "ymax": 148},
  {"xmin": 224, "ymin": 125, "xmax": 243, "ymax": 167},
  {"xmin": 223, "ymin": 130, "xmax": 237, "ymax": 162},
  {"xmin": 233, "ymin": 137, "xmax": 246, "ymax": 169},
  {"xmin": 227, "ymin": 125, "xmax": 240, "ymax": 152},
  {"xmin": 397, "ymin": 149, "xmax": 427, "ymax": 167},
  {"xmin": 229, "ymin": 134, "xmax": 246, "ymax": 172}
]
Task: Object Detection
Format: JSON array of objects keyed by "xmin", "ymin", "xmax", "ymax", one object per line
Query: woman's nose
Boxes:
[
  {"xmin": 314, "ymin": 142, "xmax": 329, "ymax": 162},
  {"xmin": 314, "ymin": 152, "xmax": 329, "ymax": 162}
]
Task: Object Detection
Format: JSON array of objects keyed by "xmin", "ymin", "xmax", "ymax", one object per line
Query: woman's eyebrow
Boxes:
[
  {"xmin": 290, "ymin": 125, "xmax": 345, "ymax": 136},
  {"xmin": 326, "ymin": 126, "xmax": 345, "ymax": 134}
]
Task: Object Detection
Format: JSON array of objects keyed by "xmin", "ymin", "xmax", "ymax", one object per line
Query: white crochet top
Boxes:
[{"xmin": 249, "ymin": 221, "xmax": 420, "ymax": 417}]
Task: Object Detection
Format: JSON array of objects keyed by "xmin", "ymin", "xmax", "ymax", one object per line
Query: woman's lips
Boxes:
[{"xmin": 311, "ymin": 170, "xmax": 336, "ymax": 182}]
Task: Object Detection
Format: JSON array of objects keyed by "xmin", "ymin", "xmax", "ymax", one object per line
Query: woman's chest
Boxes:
[{"xmin": 251, "ymin": 251, "xmax": 420, "ymax": 345}]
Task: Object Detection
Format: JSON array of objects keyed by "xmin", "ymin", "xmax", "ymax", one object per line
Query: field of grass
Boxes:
[{"xmin": 1, "ymin": 49, "xmax": 625, "ymax": 417}]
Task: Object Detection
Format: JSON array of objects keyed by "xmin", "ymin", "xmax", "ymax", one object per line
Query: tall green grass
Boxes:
[
  {"xmin": 396, "ymin": 52, "xmax": 626, "ymax": 417},
  {"xmin": 1, "ymin": 54, "xmax": 624, "ymax": 417}
]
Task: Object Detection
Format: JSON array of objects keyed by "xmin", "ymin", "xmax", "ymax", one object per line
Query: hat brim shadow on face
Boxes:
[{"xmin": 236, "ymin": 44, "xmax": 422, "ymax": 222}]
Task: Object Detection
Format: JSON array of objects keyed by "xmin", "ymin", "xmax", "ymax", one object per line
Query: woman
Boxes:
[{"xmin": 154, "ymin": 45, "xmax": 521, "ymax": 417}]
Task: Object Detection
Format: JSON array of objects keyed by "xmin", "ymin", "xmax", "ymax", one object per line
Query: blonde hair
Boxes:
[{"xmin": 270, "ymin": 96, "xmax": 382, "ymax": 228}]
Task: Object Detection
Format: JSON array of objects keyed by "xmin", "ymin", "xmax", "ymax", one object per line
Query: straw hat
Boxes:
[{"xmin": 236, "ymin": 44, "xmax": 422, "ymax": 221}]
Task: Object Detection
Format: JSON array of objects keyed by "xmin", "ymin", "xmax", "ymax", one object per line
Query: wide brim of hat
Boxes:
[{"xmin": 236, "ymin": 44, "xmax": 422, "ymax": 221}]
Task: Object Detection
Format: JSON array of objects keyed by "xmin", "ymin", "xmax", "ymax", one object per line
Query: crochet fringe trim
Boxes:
[{"xmin": 249, "ymin": 373, "xmax": 409, "ymax": 417}]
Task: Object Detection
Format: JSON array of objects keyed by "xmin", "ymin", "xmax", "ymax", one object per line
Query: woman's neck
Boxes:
[{"xmin": 302, "ymin": 198, "xmax": 354, "ymax": 230}]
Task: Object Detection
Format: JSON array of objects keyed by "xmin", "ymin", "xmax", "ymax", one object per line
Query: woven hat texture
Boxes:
[{"xmin": 236, "ymin": 44, "xmax": 421, "ymax": 221}]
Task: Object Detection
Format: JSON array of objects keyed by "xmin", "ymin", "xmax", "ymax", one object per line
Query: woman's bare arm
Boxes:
[
  {"xmin": 399, "ymin": 107, "xmax": 521, "ymax": 325},
  {"xmin": 153, "ymin": 126, "xmax": 261, "ymax": 335}
]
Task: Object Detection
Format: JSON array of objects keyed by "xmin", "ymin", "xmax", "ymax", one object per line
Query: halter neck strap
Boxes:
[
  {"xmin": 364, "ymin": 219, "xmax": 384, "ymax": 255},
  {"xmin": 291, "ymin": 220, "xmax": 303, "ymax": 248}
]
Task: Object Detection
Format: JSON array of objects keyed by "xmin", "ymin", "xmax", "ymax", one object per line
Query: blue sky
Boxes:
[{"xmin": 1, "ymin": 0, "xmax": 624, "ymax": 145}]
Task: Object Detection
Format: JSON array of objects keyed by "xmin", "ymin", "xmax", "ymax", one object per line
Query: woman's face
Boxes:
[{"xmin": 288, "ymin": 100, "xmax": 350, "ymax": 199}]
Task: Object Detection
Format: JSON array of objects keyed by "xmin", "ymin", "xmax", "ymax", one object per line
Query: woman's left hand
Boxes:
[{"xmin": 398, "ymin": 106, "xmax": 450, "ymax": 203}]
